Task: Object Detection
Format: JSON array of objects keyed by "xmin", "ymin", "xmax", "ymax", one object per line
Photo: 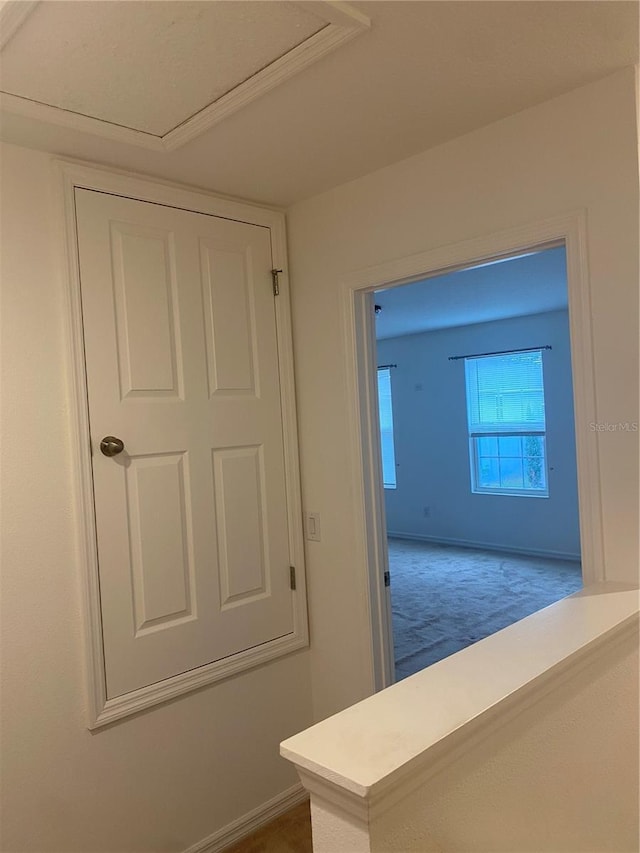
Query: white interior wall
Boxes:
[
  {"xmin": 372, "ymin": 629, "xmax": 639, "ymax": 852},
  {"xmin": 378, "ymin": 310, "xmax": 581, "ymax": 558},
  {"xmin": 287, "ymin": 68, "xmax": 639, "ymax": 723},
  {"xmin": 0, "ymin": 142, "xmax": 313, "ymax": 853},
  {"xmin": 2, "ymin": 64, "xmax": 638, "ymax": 853}
]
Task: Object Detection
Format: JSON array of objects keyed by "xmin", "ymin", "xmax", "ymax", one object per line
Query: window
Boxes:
[
  {"xmin": 464, "ymin": 350, "xmax": 548, "ymax": 496},
  {"xmin": 377, "ymin": 367, "xmax": 397, "ymax": 489}
]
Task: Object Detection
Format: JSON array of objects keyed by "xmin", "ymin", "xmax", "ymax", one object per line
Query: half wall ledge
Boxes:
[{"xmin": 281, "ymin": 583, "xmax": 640, "ymax": 852}]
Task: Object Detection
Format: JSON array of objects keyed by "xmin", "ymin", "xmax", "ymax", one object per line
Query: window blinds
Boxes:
[{"xmin": 465, "ymin": 350, "xmax": 546, "ymax": 435}]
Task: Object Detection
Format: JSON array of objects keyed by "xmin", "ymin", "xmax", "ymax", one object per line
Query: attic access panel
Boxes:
[{"xmin": 0, "ymin": 0, "xmax": 369, "ymax": 150}]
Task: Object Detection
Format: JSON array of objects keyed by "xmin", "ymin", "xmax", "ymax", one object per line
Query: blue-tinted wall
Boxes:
[{"xmin": 377, "ymin": 310, "xmax": 581, "ymax": 558}]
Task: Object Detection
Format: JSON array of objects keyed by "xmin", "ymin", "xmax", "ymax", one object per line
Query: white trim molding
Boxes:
[
  {"xmin": 1, "ymin": 2, "xmax": 369, "ymax": 151},
  {"xmin": 55, "ymin": 158, "xmax": 308, "ymax": 728},
  {"xmin": 341, "ymin": 211, "xmax": 605, "ymax": 692},
  {"xmin": 183, "ymin": 784, "xmax": 308, "ymax": 853}
]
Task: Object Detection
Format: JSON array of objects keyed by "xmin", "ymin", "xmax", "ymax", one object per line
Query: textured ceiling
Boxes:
[
  {"xmin": 1, "ymin": 1, "xmax": 325, "ymax": 135},
  {"xmin": 0, "ymin": 1, "xmax": 637, "ymax": 206},
  {"xmin": 375, "ymin": 247, "xmax": 568, "ymax": 339}
]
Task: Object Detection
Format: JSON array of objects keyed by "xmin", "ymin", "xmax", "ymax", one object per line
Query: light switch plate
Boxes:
[{"xmin": 305, "ymin": 511, "xmax": 321, "ymax": 542}]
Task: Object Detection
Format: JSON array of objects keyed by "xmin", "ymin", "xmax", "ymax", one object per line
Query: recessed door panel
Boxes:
[
  {"xmin": 200, "ymin": 240, "xmax": 257, "ymax": 396},
  {"xmin": 110, "ymin": 222, "xmax": 182, "ymax": 399},
  {"xmin": 214, "ymin": 445, "xmax": 268, "ymax": 607},
  {"xmin": 126, "ymin": 452, "xmax": 195, "ymax": 633}
]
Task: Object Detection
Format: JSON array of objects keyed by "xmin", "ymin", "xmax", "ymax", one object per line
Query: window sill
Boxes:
[
  {"xmin": 281, "ymin": 583, "xmax": 639, "ymax": 813},
  {"xmin": 471, "ymin": 488, "xmax": 549, "ymax": 498}
]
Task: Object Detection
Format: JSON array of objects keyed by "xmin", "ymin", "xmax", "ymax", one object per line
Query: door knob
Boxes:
[{"xmin": 100, "ymin": 436, "xmax": 125, "ymax": 457}]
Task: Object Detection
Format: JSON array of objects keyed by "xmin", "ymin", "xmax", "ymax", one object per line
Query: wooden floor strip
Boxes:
[{"xmin": 223, "ymin": 801, "xmax": 313, "ymax": 853}]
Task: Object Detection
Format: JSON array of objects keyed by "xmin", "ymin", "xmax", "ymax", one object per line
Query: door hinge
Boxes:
[
  {"xmin": 271, "ymin": 268, "xmax": 283, "ymax": 296},
  {"xmin": 384, "ymin": 570, "xmax": 391, "ymax": 587},
  {"xmin": 289, "ymin": 565, "xmax": 297, "ymax": 590}
]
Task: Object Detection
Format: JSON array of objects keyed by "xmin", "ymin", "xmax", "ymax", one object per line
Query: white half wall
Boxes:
[
  {"xmin": 372, "ymin": 624, "xmax": 639, "ymax": 853},
  {"xmin": 287, "ymin": 68, "xmax": 639, "ymax": 722},
  {"xmin": 378, "ymin": 310, "xmax": 581, "ymax": 558},
  {"xmin": 0, "ymin": 142, "xmax": 313, "ymax": 852},
  {"xmin": 285, "ymin": 597, "xmax": 639, "ymax": 853}
]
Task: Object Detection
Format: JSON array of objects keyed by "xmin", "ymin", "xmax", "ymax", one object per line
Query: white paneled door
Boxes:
[{"xmin": 75, "ymin": 188, "xmax": 294, "ymax": 699}]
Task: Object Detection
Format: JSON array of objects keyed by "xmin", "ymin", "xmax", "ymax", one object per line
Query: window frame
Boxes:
[
  {"xmin": 469, "ymin": 432, "xmax": 549, "ymax": 497},
  {"xmin": 377, "ymin": 366, "xmax": 397, "ymax": 490},
  {"xmin": 464, "ymin": 350, "xmax": 549, "ymax": 498}
]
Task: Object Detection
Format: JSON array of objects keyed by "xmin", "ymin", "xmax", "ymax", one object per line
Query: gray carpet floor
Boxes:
[{"xmin": 389, "ymin": 537, "xmax": 582, "ymax": 680}]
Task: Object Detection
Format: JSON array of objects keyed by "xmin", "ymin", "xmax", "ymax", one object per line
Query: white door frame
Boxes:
[
  {"xmin": 341, "ymin": 211, "xmax": 604, "ymax": 692},
  {"xmin": 55, "ymin": 159, "xmax": 308, "ymax": 727}
]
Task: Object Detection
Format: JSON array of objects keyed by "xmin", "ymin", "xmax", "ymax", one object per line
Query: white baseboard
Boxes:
[
  {"xmin": 183, "ymin": 783, "xmax": 308, "ymax": 853},
  {"xmin": 386, "ymin": 531, "xmax": 581, "ymax": 563}
]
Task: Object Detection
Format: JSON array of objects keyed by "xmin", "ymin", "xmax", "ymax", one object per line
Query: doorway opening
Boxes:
[
  {"xmin": 374, "ymin": 245, "xmax": 582, "ymax": 680},
  {"xmin": 344, "ymin": 216, "xmax": 603, "ymax": 692}
]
